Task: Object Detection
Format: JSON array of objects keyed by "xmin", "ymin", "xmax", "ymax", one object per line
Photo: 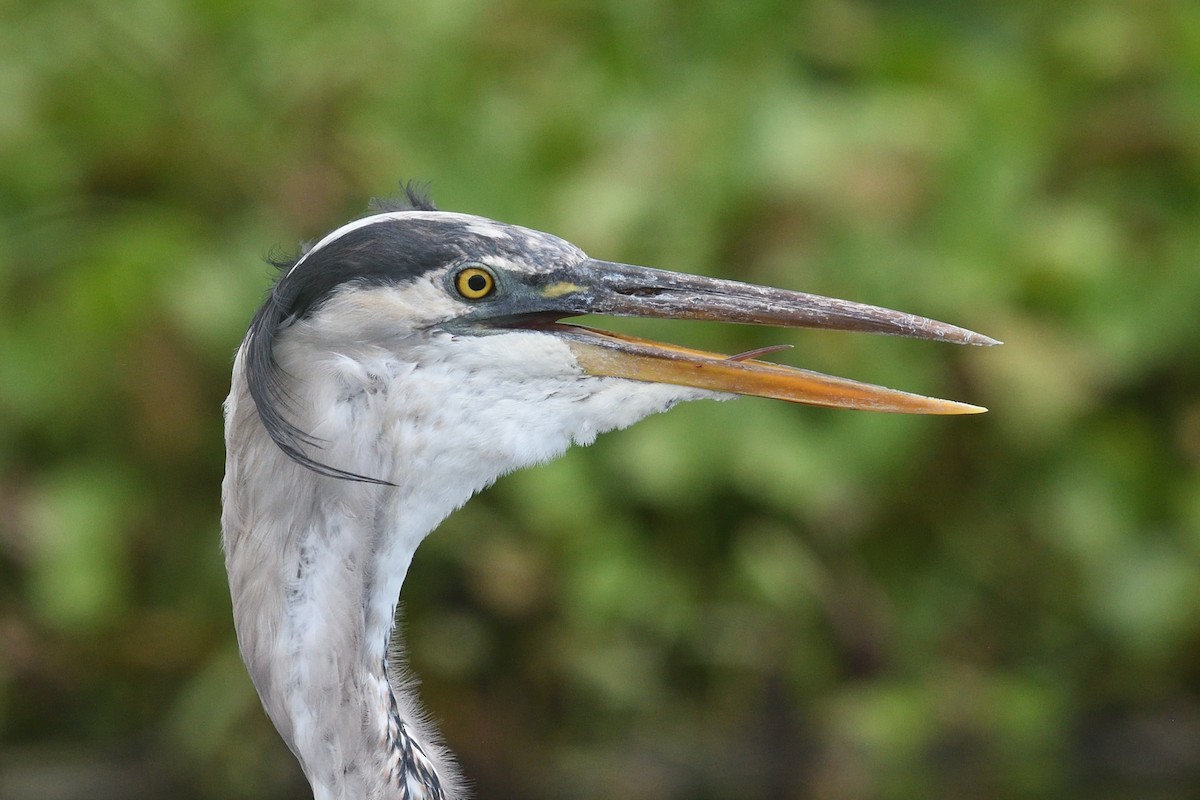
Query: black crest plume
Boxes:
[{"xmin": 242, "ymin": 182, "xmax": 437, "ymax": 484}]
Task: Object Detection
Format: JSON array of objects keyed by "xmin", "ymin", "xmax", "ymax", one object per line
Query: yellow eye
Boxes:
[{"xmin": 454, "ymin": 266, "xmax": 496, "ymax": 300}]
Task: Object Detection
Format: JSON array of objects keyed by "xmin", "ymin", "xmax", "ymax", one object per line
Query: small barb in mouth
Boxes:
[{"xmin": 725, "ymin": 344, "xmax": 794, "ymax": 362}]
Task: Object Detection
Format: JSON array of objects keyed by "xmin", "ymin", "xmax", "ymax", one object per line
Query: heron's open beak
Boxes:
[{"xmin": 539, "ymin": 259, "xmax": 998, "ymax": 414}]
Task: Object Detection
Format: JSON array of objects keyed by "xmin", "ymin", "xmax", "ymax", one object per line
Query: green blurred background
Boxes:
[{"xmin": 2, "ymin": 1, "xmax": 1198, "ymax": 798}]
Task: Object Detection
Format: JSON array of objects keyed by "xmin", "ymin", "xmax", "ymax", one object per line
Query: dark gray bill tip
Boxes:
[{"xmin": 916, "ymin": 322, "xmax": 1001, "ymax": 347}]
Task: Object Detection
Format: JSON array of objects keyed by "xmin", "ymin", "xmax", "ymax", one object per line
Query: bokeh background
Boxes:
[{"xmin": 2, "ymin": 1, "xmax": 1198, "ymax": 798}]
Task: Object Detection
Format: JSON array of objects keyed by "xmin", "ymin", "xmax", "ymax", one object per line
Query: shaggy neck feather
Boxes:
[{"xmin": 221, "ymin": 291, "xmax": 710, "ymax": 799}]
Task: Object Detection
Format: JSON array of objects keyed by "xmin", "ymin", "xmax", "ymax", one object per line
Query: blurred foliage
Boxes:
[{"xmin": 1, "ymin": 0, "xmax": 1198, "ymax": 798}]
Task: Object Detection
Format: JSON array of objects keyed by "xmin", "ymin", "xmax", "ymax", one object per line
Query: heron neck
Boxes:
[
  {"xmin": 222, "ymin": 427, "xmax": 459, "ymax": 800},
  {"xmin": 222, "ymin": 336, "xmax": 693, "ymax": 798}
]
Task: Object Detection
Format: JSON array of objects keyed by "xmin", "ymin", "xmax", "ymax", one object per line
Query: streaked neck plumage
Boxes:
[
  {"xmin": 220, "ymin": 286, "xmax": 707, "ymax": 799},
  {"xmin": 221, "ymin": 347, "xmax": 462, "ymax": 800}
]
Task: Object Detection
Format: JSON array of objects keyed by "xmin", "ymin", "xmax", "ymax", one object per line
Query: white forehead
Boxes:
[{"xmin": 286, "ymin": 211, "xmax": 520, "ymax": 277}]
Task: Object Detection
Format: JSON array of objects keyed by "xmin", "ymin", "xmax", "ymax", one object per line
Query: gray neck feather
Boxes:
[
  {"xmin": 220, "ymin": 292, "xmax": 701, "ymax": 799},
  {"xmin": 221, "ymin": 348, "xmax": 462, "ymax": 800}
]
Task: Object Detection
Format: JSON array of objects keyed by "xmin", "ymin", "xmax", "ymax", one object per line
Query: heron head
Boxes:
[{"xmin": 242, "ymin": 190, "xmax": 995, "ymax": 483}]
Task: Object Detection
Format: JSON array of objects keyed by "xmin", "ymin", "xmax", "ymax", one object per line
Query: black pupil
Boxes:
[{"xmin": 467, "ymin": 273, "xmax": 488, "ymax": 293}]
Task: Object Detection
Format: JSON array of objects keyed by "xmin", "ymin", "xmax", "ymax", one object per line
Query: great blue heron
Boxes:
[{"xmin": 221, "ymin": 187, "xmax": 996, "ymax": 799}]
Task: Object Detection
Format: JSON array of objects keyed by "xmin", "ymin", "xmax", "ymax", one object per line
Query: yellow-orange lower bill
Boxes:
[{"xmin": 562, "ymin": 326, "xmax": 986, "ymax": 415}]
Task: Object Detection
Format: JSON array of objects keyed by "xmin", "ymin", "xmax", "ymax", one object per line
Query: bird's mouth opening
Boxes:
[
  {"xmin": 477, "ymin": 256, "xmax": 997, "ymax": 414},
  {"xmin": 511, "ymin": 317, "xmax": 988, "ymax": 415}
]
